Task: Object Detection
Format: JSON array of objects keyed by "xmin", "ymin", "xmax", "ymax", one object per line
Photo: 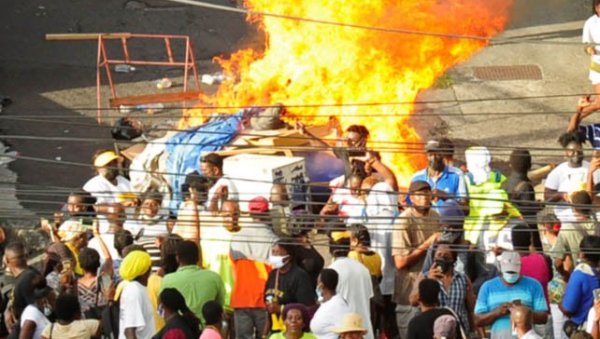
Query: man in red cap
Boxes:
[
  {"xmin": 231, "ymin": 197, "xmax": 279, "ymax": 262},
  {"xmin": 230, "ymin": 196, "xmax": 280, "ymax": 338}
]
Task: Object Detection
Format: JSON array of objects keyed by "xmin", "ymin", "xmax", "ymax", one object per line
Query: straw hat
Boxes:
[{"xmin": 332, "ymin": 313, "xmax": 367, "ymax": 334}]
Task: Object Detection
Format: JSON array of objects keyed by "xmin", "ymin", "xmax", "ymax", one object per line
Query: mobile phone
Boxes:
[
  {"xmin": 61, "ymin": 260, "xmax": 72, "ymax": 274},
  {"xmin": 594, "ymin": 288, "xmax": 600, "ymax": 301}
]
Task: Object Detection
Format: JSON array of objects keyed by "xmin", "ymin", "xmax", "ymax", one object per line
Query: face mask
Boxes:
[
  {"xmin": 268, "ymin": 255, "xmax": 288, "ymax": 269},
  {"xmin": 43, "ymin": 304, "xmax": 52, "ymax": 317},
  {"xmin": 440, "ymin": 229, "xmax": 461, "ymax": 243},
  {"xmin": 316, "ymin": 285, "xmax": 324, "ymax": 302},
  {"xmin": 502, "ymin": 272, "xmax": 520, "ymax": 284},
  {"xmin": 157, "ymin": 305, "xmax": 165, "ymax": 318},
  {"xmin": 434, "ymin": 258, "xmax": 453, "ymax": 274}
]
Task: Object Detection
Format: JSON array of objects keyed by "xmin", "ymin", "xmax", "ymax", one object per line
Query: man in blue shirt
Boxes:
[
  {"xmin": 474, "ymin": 251, "xmax": 548, "ymax": 339},
  {"xmin": 411, "ymin": 139, "xmax": 468, "ymax": 211},
  {"xmin": 560, "ymin": 235, "xmax": 600, "ymax": 326}
]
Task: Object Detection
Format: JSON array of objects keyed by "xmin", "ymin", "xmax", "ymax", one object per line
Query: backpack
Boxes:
[{"xmin": 100, "ymin": 299, "xmax": 120, "ymax": 339}]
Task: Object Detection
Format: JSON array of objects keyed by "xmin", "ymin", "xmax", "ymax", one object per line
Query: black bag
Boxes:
[
  {"xmin": 101, "ymin": 299, "xmax": 120, "ymax": 339},
  {"xmin": 111, "ymin": 117, "xmax": 143, "ymax": 141}
]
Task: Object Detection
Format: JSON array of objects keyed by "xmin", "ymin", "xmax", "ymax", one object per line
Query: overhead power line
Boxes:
[{"xmin": 164, "ymin": 0, "xmax": 592, "ymax": 46}]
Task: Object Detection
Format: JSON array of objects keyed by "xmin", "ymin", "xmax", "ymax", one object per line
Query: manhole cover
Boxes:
[{"xmin": 473, "ymin": 65, "xmax": 542, "ymax": 81}]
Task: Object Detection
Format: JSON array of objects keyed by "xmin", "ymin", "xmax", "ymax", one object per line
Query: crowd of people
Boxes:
[
  {"xmin": 4, "ymin": 116, "xmax": 600, "ymax": 339},
  {"xmin": 7, "ymin": 3, "xmax": 600, "ymax": 339}
]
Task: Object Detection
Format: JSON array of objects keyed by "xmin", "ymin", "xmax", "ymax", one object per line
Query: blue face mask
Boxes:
[{"xmin": 503, "ymin": 272, "xmax": 520, "ymax": 284}]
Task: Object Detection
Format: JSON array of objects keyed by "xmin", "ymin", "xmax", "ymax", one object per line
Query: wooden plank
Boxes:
[
  {"xmin": 120, "ymin": 143, "xmax": 146, "ymax": 161},
  {"xmin": 45, "ymin": 33, "xmax": 132, "ymax": 41},
  {"xmin": 109, "ymin": 91, "xmax": 203, "ymax": 107}
]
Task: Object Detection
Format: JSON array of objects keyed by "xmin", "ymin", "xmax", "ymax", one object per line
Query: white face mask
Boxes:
[
  {"xmin": 268, "ymin": 255, "xmax": 288, "ymax": 269},
  {"xmin": 43, "ymin": 303, "xmax": 52, "ymax": 317}
]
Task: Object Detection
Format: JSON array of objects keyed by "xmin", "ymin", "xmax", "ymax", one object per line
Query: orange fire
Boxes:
[{"xmin": 182, "ymin": 0, "xmax": 513, "ymax": 185}]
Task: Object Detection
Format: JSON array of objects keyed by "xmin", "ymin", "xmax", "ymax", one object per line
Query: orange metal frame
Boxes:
[{"xmin": 96, "ymin": 33, "xmax": 200, "ymax": 123}]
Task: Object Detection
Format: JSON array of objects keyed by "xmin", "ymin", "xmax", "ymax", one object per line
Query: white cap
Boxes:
[{"xmin": 499, "ymin": 251, "xmax": 521, "ymax": 273}]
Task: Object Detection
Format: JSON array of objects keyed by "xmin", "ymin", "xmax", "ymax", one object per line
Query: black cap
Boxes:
[{"xmin": 409, "ymin": 180, "xmax": 431, "ymax": 193}]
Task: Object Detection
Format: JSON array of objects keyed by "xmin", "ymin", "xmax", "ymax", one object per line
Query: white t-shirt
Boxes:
[
  {"xmin": 83, "ymin": 175, "xmax": 131, "ymax": 204},
  {"xmin": 206, "ymin": 177, "xmax": 239, "ymax": 208},
  {"xmin": 118, "ymin": 281, "xmax": 155, "ymax": 339},
  {"xmin": 87, "ymin": 234, "xmax": 120, "ymax": 264},
  {"xmin": 583, "ymin": 15, "xmax": 600, "ymax": 64},
  {"xmin": 544, "ymin": 161, "xmax": 600, "ymax": 222},
  {"xmin": 20, "ymin": 305, "xmax": 49, "ymax": 339},
  {"xmin": 586, "ymin": 306, "xmax": 600, "ymax": 334},
  {"xmin": 331, "ymin": 188, "xmax": 365, "ymax": 225},
  {"xmin": 329, "ymin": 258, "xmax": 374, "ymax": 339},
  {"xmin": 544, "ymin": 161, "xmax": 595, "ymax": 193},
  {"xmin": 310, "ymin": 294, "xmax": 351, "ymax": 339},
  {"xmin": 521, "ymin": 329, "xmax": 542, "ymax": 339}
]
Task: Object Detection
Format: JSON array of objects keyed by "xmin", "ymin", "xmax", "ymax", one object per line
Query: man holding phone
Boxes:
[{"xmin": 474, "ymin": 251, "xmax": 548, "ymax": 339}]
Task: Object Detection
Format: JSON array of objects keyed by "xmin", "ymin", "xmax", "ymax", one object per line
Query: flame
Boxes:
[{"xmin": 181, "ymin": 0, "xmax": 512, "ymax": 185}]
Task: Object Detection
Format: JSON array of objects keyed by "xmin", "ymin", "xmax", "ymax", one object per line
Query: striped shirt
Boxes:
[{"xmin": 137, "ymin": 237, "xmax": 161, "ymax": 273}]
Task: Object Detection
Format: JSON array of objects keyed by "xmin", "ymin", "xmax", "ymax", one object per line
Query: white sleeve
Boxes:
[
  {"xmin": 20, "ymin": 306, "xmax": 37, "ymax": 326},
  {"xmin": 544, "ymin": 167, "xmax": 560, "ymax": 190},
  {"xmin": 583, "ymin": 19, "xmax": 593, "ymax": 44},
  {"xmin": 593, "ymin": 169, "xmax": 600, "ymax": 186},
  {"xmin": 586, "ymin": 307, "xmax": 596, "ymax": 334},
  {"xmin": 120, "ymin": 285, "xmax": 147, "ymax": 330}
]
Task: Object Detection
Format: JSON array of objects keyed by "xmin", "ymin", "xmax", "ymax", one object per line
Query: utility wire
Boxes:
[{"xmin": 163, "ymin": 0, "xmax": 592, "ymax": 47}]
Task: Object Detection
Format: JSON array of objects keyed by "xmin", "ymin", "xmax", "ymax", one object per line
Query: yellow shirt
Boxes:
[
  {"xmin": 65, "ymin": 242, "xmax": 84, "ymax": 276},
  {"xmin": 348, "ymin": 250, "xmax": 382, "ymax": 278},
  {"xmin": 147, "ymin": 274, "xmax": 165, "ymax": 331}
]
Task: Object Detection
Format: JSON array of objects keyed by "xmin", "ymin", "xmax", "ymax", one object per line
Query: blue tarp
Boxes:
[{"xmin": 165, "ymin": 113, "xmax": 242, "ymax": 211}]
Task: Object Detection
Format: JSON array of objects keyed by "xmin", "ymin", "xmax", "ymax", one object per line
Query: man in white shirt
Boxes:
[
  {"xmin": 310, "ymin": 268, "xmax": 351, "ymax": 339},
  {"xmin": 200, "ymin": 153, "xmax": 238, "ymax": 212},
  {"xmin": 83, "ymin": 150, "xmax": 132, "ymax": 205},
  {"xmin": 511, "ymin": 305, "xmax": 542, "ymax": 339},
  {"xmin": 230, "ymin": 197, "xmax": 279, "ymax": 262},
  {"xmin": 544, "ymin": 132, "xmax": 600, "ymax": 222},
  {"xmin": 328, "ymin": 230, "xmax": 374, "ymax": 339},
  {"xmin": 118, "ymin": 250, "xmax": 155, "ymax": 339},
  {"xmin": 88, "ymin": 204, "xmax": 123, "ymax": 263}
]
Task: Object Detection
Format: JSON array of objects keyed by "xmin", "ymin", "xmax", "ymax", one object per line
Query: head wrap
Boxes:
[
  {"xmin": 58, "ymin": 220, "xmax": 87, "ymax": 242},
  {"xmin": 119, "ymin": 250, "xmax": 151, "ymax": 281},
  {"xmin": 465, "ymin": 146, "xmax": 491, "ymax": 185}
]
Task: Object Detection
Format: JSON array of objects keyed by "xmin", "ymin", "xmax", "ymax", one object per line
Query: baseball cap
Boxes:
[
  {"xmin": 438, "ymin": 200, "xmax": 465, "ymax": 227},
  {"xmin": 409, "ymin": 180, "xmax": 431, "ymax": 193},
  {"xmin": 425, "ymin": 140, "xmax": 442, "ymax": 152},
  {"xmin": 499, "ymin": 251, "xmax": 521, "ymax": 273},
  {"xmin": 248, "ymin": 196, "xmax": 269, "ymax": 213},
  {"xmin": 93, "ymin": 150, "xmax": 121, "ymax": 167},
  {"xmin": 433, "ymin": 315, "xmax": 457, "ymax": 339}
]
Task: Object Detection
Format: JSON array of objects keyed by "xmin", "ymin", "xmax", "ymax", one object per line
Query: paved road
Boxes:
[
  {"xmin": 0, "ymin": 0, "xmax": 594, "ymax": 219},
  {"xmin": 0, "ymin": 0, "xmax": 257, "ymax": 217}
]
